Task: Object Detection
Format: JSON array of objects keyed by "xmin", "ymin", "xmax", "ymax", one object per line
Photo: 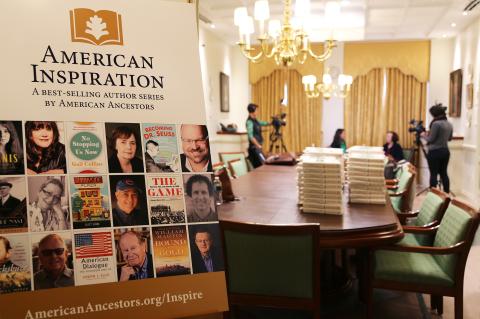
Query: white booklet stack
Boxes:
[
  {"xmin": 297, "ymin": 149, "xmax": 344, "ymax": 215},
  {"xmin": 346, "ymin": 150, "xmax": 386, "ymax": 204}
]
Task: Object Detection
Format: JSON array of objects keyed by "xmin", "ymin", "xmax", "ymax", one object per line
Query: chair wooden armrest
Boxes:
[
  {"xmin": 385, "ymin": 179, "xmax": 398, "ymax": 185},
  {"xmin": 403, "ymin": 224, "xmax": 439, "ymax": 234},
  {"xmin": 397, "ymin": 210, "xmax": 420, "ymax": 218},
  {"xmin": 388, "ymin": 190, "xmax": 406, "ymax": 197},
  {"xmin": 386, "ymin": 185, "xmax": 398, "ymax": 190},
  {"xmin": 379, "ymin": 241, "xmax": 466, "ymax": 255}
]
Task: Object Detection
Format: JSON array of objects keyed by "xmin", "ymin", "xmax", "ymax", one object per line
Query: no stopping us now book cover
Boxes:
[{"xmin": 0, "ymin": 1, "xmax": 227, "ymax": 318}]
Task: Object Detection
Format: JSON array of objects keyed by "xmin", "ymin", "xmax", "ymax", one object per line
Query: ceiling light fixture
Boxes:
[
  {"xmin": 451, "ymin": 22, "xmax": 456, "ymax": 27},
  {"xmin": 302, "ymin": 67, "xmax": 353, "ymax": 99},
  {"xmin": 233, "ymin": 0, "xmax": 337, "ymax": 67}
]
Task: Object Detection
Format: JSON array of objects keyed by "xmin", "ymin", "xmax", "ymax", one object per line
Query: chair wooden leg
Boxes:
[
  {"xmin": 366, "ymin": 286, "xmax": 373, "ymax": 319},
  {"xmin": 430, "ymin": 294, "xmax": 437, "ymax": 311},
  {"xmin": 455, "ymin": 294, "xmax": 463, "ymax": 319},
  {"xmin": 437, "ymin": 296, "xmax": 443, "ymax": 315}
]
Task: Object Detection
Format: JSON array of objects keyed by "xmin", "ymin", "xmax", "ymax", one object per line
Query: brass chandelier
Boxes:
[
  {"xmin": 302, "ymin": 67, "xmax": 353, "ymax": 99},
  {"xmin": 234, "ymin": 0, "xmax": 337, "ymax": 67}
]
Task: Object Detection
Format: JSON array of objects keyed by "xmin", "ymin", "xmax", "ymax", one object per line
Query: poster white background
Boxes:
[{"xmin": 0, "ymin": 0, "xmax": 206, "ymax": 124}]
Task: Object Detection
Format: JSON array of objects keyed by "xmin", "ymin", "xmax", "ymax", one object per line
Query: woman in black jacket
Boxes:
[{"xmin": 383, "ymin": 131, "xmax": 404, "ymax": 162}]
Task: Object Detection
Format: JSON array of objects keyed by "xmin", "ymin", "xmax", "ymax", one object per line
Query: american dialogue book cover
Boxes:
[
  {"xmin": 152, "ymin": 225, "xmax": 191, "ymax": 277},
  {"xmin": 0, "ymin": 233, "xmax": 31, "ymax": 293},
  {"xmin": 147, "ymin": 174, "xmax": 185, "ymax": 225},
  {"xmin": 70, "ymin": 175, "xmax": 111, "ymax": 229},
  {"xmin": 142, "ymin": 124, "xmax": 180, "ymax": 173},
  {"xmin": 66, "ymin": 122, "xmax": 107, "ymax": 174},
  {"xmin": 74, "ymin": 231, "xmax": 116, "ymax": 286}
]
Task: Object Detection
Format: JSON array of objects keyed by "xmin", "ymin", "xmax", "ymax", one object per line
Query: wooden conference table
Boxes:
[{"xmin": 218, "ymin": 164, "xmax": 404, "ymax": 249}]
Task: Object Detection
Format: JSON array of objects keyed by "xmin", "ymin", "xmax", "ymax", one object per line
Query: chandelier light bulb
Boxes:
[
  {"xmin": 254, "ymin": 0, "xmax": 270, "ymax": 21},
  {"xmin": 240, "ymin": 16, "xmax": 255, "ymax": 35},
  {"xmin": 234, "ymin": 7, "xmax": 248, "ymax": 26},
  {"xmin": 323, "ymin": 73, "xmax": 333, "ymax": 85}
]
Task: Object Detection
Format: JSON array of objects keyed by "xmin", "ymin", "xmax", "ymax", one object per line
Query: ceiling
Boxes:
[{"xmin": 199, "ymin": 0, "xmax": 480, "ymax": 44}]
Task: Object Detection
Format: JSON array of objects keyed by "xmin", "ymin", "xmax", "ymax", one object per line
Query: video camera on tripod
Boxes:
[
  {"xmin": 271, "ymin": 113, "xmax": 287, "ymax": 134},
  {"xmin": 269, "ymin": 113, "xmax": 287, "ymax": 153},
  {"xmin": 408, "ymin": 119, "xmax": 426, "ymax": 146}
]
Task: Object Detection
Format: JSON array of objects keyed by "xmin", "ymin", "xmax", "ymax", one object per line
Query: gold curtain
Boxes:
[
  {"xmin": 384, "ymin": 68, "xmax": 427, "ymax": 149},
  {"xmin": 345, "ymin": 68, "xmax": 426, "ymax": 147},
  {"xmin": 344, "ymin": 68, "xmax": 385, "ymax": 146},
  {"xmin": 252, "ymin": 69, "xmax": 323, "ymax": 153},
  {"xmin": 344, "ymin": 41, "xmax": 431, "ymax": 82}
]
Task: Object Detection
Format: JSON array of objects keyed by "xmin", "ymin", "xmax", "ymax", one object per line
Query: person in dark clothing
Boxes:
[
  {"xmin": 246, "ymin": 103, "xmax": 269, "ymax": 168},
  {"xmin": 190, "ymin": 228, "xmax": 224, "ymax": 273},
  {"xmin": 421, "ymin": 104, "xmax": 453, "ymax": 193},
  {"xmin": 383, "ymin": 131, "xmax": 404, "ymax": 162},
  {"xmin": 107, "ymin": 125, "xmax": 144, "ymax": 173},
  {"xmin": 330, "ymin": 128, "xmax": 347, "ymax": 153}
]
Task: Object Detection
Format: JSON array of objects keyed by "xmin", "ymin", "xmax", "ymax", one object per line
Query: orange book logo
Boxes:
[{"xmin": 70, "ymin": 8, "xmax": 123, "ymax": 46}]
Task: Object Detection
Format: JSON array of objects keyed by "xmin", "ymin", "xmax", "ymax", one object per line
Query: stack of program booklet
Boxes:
[
  {"xmin": 298, "ymin": 148, "xmax": 344, "ymax": 215},
  {"xmin": 347, "ymin": 149, "xmax": 386, "ymax": 204}
]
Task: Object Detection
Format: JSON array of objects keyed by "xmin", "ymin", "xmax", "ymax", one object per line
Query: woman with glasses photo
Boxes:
[
  {"xmin": 28, "ymin": 178, "xmax": 69, "ymax": 232},
  {"xmin": 107, "ymin": 125, "xmax": 144, "ymax": 173},
  {"xmin": 25, "ymin": 121, "xmax": 67, "ymax": 175}
]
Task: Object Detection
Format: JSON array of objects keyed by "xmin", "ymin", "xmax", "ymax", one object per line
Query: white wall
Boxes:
[
  {"xmin": 429, "ymin": 19, "xmax": 480, "ymax": 206},
  {"xmin": 198, "ymin": 26, "xmax": 250, "ymax": 163},
  {"xmin": 322, "ymin": 43, "xmax": 345, "ymax": 147}
]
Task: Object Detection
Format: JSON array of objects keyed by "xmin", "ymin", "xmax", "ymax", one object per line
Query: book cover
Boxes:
[
  {"xmin": 105, "ymin": 123, "xmax": 144, "ymax": 174},
  {"xmin": 25, "ymin": 121, "xmax": 67, "ymax": 175},
  {"xmin": 0, "ymin": 121, "xmax": 25, "ymax": 175},
  {"xmin": 66, "ymin": 122, "xmax": 107, "ymax": 174},
  {"xmin": 114, "ymin": 227, "xmax": 154, "ymax": 282},
  {"xmin": 152, "ymin": 225, "xmax": 191, "ymax": 277},
  {"xmin": 0, "ymin": 176, "xmax": 27, "ymax": 233},
  {"xmin": 70, "ymin": 175, "xmax": 111, "ymax": 229},
  {"xmin": 0, "ymin": 234, "xmax": 31, "ymax": 294},
  {"xmin": 27, "ymin": 176, "xmax": 70, "ymax": 232},
  {"xmin": 31, "ymin": 231, "xmax": 75, "ymax": 290},
  {"xmin": 142, "ymin": 124, "xmax": 180, "ymax": 173},
  {"xmin": 74, "ymin": 231, "xmax": 116, "ymax": 286},
  {"xmin": 183, "ymin": 174, "xmax": 218, "ymax": 223},
  {"xmin": 147, "ymin": 174, "xmax": 185, "ymax": 225}
]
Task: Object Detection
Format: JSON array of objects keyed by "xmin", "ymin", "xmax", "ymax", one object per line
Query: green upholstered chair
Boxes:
[
  {"xmin": 397, "ymin": 187, "xmax": 450, "ymax": 226},
  {"xmin": 220, "ymin": 221, "xmax": 321, "ymax": 319},
  {"xmin": 367, "ymin": 199, "xmax": 480, "ymax": 319},
  {"xmin": 398, "ymin": 188, "xmax": 450, "ymax": 247},
  {"xmin": 388, "ymin": 164, "xmax": 416, "ymax": 213},
  {"xmin": 228, "ymin": 159, "xmax": 248, "ymax": 178},
  {"xmin": 219, "ymin": 152, "xmax": 253, "ymax": 172}
]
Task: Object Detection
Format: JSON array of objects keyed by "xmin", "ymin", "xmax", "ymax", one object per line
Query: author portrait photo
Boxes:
[
  {"xmin": 117, "ymin": 230, "xmax": 153, "ymax": 281},
  {"xmin": 106, "ymin": 123, "xmax": 144, "ymax": 173},
  {"xmin": 180, "ymin": 124, "xmax": 212, "ymax": 172}
]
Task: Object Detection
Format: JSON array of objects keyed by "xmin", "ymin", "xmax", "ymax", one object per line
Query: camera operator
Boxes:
[
  {"xmin": 246, "ymin": 103, "xmax": 269, "ymax": 168},
  {"xmin": 420, "ymin": 104, "xmax": 453, "ymax": 193}
]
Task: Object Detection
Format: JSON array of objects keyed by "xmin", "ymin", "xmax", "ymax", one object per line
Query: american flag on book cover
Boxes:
[{"xmin": 75, "ymin": 232, "xmax": 113, "ymax": 258}]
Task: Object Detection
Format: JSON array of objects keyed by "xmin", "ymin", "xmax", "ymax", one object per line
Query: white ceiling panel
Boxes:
[{"xmin": 200, "ymin": 0, "xmax": 480, "ymax": 43}]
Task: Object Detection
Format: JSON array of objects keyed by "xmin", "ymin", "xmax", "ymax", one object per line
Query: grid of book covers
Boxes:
[{"xmin": 0, "ymin": 120, "xmax": 223, "ymax": 294}]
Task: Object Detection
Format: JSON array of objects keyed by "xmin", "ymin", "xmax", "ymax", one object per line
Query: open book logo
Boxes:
[{"xmin": 70, "ymin": 8, "xmax": 123, "ymax": 46}]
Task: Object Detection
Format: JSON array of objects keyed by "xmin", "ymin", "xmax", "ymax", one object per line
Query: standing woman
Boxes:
[
  {"xmin": 0, "ymin": 121, "xmax": 24, "ymax": 174},
  {"xmin": 108, "ymin": 126, "xmax": 144, "ymax": 173},
  {"xmin": 421, "ymin": 104, "xmax": 453, "ymax": 193},
  {"xmin": 25, "ymin": 121, "xmax": 66, "ymax": 175},
  {"xmin": 330, "ymin": 128, "xmax": 347, "ymax": 153},
  {"xmin": 383, "ymin": 131, "xmax": 404, "ymax": 162}
]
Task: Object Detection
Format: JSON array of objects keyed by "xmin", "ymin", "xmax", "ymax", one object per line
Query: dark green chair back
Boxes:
[
  {"xmin": 220, "ymin": 221, "xmax": 320, "ymax": 318},
  {"xmin": 433, "ymin": 200, "xmax": 477, "ymax": 279}
]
